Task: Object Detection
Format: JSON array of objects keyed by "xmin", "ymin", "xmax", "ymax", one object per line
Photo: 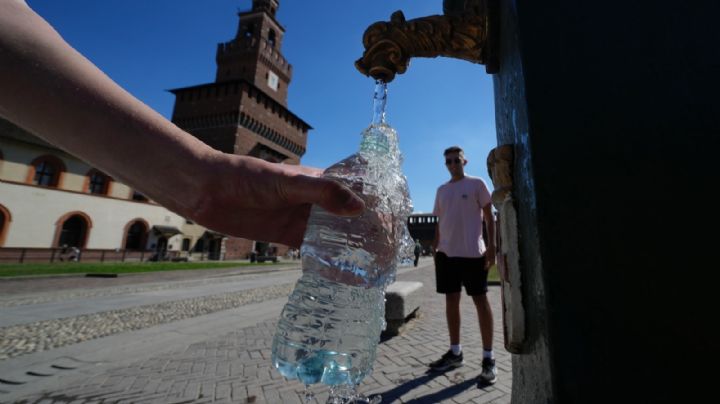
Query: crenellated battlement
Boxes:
[
  {"xmin": 217, "ymin": 37, "xmax": 256, "ymax": 53},
  {"xmin": 216, "ymin": 37, "xmax": 291, "ymax": 74}
]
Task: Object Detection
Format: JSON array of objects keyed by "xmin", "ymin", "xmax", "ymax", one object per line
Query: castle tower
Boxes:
[
  {"xmin": 169, "ymin": 0, "xmax": 309, "ymax": 165},
  {"xmin": 169, "ymin": 0, "xmax": 310, "ymax": 258},
  {"xmin": 216, "ymin": 0, "xmax": 290, "ymax": 105}
]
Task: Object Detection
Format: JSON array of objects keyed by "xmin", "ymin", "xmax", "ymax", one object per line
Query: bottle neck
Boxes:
[{"xmin": 360, "ymin": 80, "xmax": 399, "ymax": 159}]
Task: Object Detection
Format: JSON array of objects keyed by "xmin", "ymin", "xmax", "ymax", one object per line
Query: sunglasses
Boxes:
[{"xmin": 445, "ymin": 158, "xmax": 463, "ymax": 165}]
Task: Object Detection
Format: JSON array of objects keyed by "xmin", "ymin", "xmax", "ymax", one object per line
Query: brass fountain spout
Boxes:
[{"xmin": 355, "ymin": 0, "xmax": 499, "ymax": 82}]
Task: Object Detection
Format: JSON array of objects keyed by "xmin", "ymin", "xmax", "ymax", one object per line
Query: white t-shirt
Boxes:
[{"xmin": 433, "ymin": 175, "xmax": 491, "ymax": 258}]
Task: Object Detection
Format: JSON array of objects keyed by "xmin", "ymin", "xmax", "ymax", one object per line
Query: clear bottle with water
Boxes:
[{"xmin": 271, "ymin": 81, "xmax": 413, "ymax": 402}]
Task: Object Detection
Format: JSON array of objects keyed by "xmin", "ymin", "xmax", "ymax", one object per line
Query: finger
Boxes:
[
  {"xmin": 279, "ymin": 163, "xmax": 324, "ymax": 177},
  {"xmin": 281, "ymin": 175, "xmax": 365, "ymax": 216},
  {"xmin": 243, "ymin": 155, "xmax": 323, "ymax": 178}
]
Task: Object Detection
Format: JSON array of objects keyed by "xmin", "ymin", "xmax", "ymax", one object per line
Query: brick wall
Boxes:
[{"xmin": 223, "ymin": 237, "xmax": 254, "ymax": 259}]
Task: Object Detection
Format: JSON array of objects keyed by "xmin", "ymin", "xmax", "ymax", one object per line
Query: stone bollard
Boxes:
[{"xmin": 384, "ymin": 281, "xmax": 423, "ymax": 336}]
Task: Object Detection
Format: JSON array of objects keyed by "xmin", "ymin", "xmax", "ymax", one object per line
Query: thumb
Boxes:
[{"xmin": 283, "ymin": 175, "xmax": 365, "ymax": 216}]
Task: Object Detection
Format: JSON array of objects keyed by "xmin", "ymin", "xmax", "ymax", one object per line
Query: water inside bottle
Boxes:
[
  {"xmin": 301, "ymin": 82, "xmax": 414, "ymax": 288},
  {"xmin": 272, "ymin": 272, "xmax": 386, "ymax": 384},
  {"xmin": 271, "ymin": 81, "xmax": 414, "ymax": 402}
]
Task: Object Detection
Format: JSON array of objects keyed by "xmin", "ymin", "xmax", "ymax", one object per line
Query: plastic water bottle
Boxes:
[{"xmin": 271, "ymin": 81, "xmax": 413, "ymax": 401}]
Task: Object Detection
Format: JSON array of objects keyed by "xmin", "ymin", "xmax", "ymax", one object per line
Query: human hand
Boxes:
[{"xmin": 179, "ymin": 153, "xmax": 365, "ymax": 248}]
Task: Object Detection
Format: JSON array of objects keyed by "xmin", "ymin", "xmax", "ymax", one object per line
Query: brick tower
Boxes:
[{"xmin": 169, "ymin": 0, "xmax": 311, "ymax": 259}]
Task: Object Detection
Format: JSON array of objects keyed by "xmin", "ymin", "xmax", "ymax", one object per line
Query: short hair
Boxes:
[{"xmin": 443, "ymin": 146, "xmax": 464, "ymax": 156}]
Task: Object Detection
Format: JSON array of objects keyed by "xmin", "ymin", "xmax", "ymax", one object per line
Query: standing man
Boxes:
[
  {"xmin": 428, "ymin": 146, "xmax": 497, "ymax": 385},
  {"xmin": 414, "ymin": 239, "xmax": 422, "ymax": 267}
]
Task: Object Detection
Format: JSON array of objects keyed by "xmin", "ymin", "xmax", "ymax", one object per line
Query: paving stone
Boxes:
[{"xmin": 2, "ymin": 259, "xmax": 512, "ymax": 403}]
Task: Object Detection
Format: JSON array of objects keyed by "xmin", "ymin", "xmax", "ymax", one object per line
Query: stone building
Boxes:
[
  {"xmin": 0, "ymin": 118, "xmax": 223, "ymax": 262},
  {"xmin": 169, "ymin": 0, "xmax": 311, "ymax": 259}
]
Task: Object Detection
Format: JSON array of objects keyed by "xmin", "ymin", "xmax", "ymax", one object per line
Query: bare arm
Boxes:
[
  {"xmin": 482, "ymin": 202, "xmax": 496, "ymax": 270},
  {"xmin": 0, "ymin": 1, "xmax": 363, "ymax": 247}
]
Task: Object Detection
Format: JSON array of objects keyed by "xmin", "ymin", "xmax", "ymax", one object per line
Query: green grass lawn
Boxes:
[
  {"xmin": 0, "ymin": 261, "xmax": 292, "ymax": 277},
  {"xmin": 487, "ymin": 264, "xmax": 501, "ymax": 283}
]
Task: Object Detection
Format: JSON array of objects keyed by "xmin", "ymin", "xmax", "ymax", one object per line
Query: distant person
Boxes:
[
  {"xmin": 413, "ymin": 239, "xmax": 422, "ymax": 267},
  {"xmin": 0, "ymin": 1, "xmax": 364, "ymax": 248},
  {"xmin": 68, "ymin": 246, "xmax": 80, "ymax": 262},
  {"xmin": 58, "ymin": 244, "xmax": 69, "ymax": 262},
  {"xmin": 428, "ymin": 146, "xmax": 497, "ymax": 385}
]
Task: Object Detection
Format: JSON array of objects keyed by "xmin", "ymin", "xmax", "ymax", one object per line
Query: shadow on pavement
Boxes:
[
  {"xmin": 379, "ymin": 369, "xmax": 477, "ymax": 403},
  {"xmin": 403, "ymin": 378, "xmax": 478, "ymax": 403}
]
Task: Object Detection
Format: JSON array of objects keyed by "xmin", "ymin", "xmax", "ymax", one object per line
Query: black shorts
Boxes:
[{"xmin": 434, "ymin": 251, "xmax": 488, "ymax": 296}]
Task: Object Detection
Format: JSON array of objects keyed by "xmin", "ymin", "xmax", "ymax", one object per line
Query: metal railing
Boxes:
[{"xmin": 0, "ymin": 247, "xmax": 222, "ymax": 264}]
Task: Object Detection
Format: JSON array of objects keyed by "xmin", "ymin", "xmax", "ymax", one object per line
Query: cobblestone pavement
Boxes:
[
  {"xmin": 0, "ymin": 283, "xmax": 294, "ymax": 360},
  {"xmin": 2, "ymin": 259, "xmax": 511, "ymax": 403}
]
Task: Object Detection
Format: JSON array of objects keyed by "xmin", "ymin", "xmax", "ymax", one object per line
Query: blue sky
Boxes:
[{"xmin": 27, "ymin": 0, "xmax": 496, "ymax": 213}]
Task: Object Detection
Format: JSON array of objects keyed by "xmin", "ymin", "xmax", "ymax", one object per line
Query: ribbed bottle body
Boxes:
[
  {"xmin": 271, "ymin": 82, "xmax": 413, "ymax": 389},
  {"xmin": 272, "ymin": 271, "xmax": 386, "ymax": 386}
]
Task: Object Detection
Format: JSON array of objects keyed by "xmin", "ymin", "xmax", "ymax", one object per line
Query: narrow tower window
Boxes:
[
  {"xmin": 244, "ymin": 23, "xmax": 255, "ymax": 38},
  {"xmin": 268, "ymin": 29, "xmax": 276, "ymax": 48}
]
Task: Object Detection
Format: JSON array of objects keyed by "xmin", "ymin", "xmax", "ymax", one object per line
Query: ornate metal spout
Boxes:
[{"xmin": 355, "ymin": 0, "xmax": 498, "ymax": 82}]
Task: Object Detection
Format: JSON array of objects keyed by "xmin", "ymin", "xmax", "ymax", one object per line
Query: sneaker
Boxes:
[
  {"xmin": 478, "ymin": 358, "xmax": 497, "ymax": 384},
  {"xmin": 429, "ymin": 350, "xmax": 464, "ymax": 371}
]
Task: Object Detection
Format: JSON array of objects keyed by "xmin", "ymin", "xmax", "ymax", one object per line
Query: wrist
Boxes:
[{"xmin": 156, "ymin": 146, "xmax": 224, "ymax": 219}]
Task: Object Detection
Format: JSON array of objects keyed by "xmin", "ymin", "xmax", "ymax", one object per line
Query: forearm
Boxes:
[
  {"xmin": 483, "ymin": 205, "xmax": 496, "ymax": 266},
  {"xmin": 486, "ymin": 216, "xmax": 496, "ymax": 252},
  {"xmin": 0, "ymin": 1, "xmax": 216, "ymax": 215}
]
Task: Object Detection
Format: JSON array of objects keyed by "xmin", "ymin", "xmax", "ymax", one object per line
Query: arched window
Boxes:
[
  {"xmin": 55, "ymin": 212, "xmax": 91, "ymax": 248},
  {"xmin": 194, "ymin": 237, "xmax": 206, "ymax": 253},
  {"xmin": 85, "ymin": 169, "xmax": 111, "ymax": 195},
  {"xmin": 0, "ymin": 204, "xmax": 10, "ymax": 247},
  {"xmin": 268, "ymin": 29, "xmax": 276, "ymax": 48},
  {"xmin": 123, "ymin": 219, "xmax": 148, "ymax": 250},
  {"xmin": 28, "ymin": 155, "xmax": 65, "ymax": 187},
  {"xmin": 35, "ymin": 161, "xmax": 56, "ymax": 185}
]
